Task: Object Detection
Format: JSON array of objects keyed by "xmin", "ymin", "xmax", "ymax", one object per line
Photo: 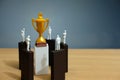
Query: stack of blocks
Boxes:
[
  {"xmin": 18, "ymin": 13, "xmax": 68, "ymax": 80},
  {"xmin": 18, "ymin": 39, "xmax": 68, "ymax": 80}
]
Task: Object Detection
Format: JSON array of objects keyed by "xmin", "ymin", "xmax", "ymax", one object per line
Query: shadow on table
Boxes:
[
  {"xmin": 4, "ymin": 72, "xmax": 21, "ymax": 80},
  {"xmin": 3, "ymin": 60, "xmax": 19, "ymax": 69},
  {"xmin": 35, "ymin": 74, "xmax": 51, "ymax": 80}
]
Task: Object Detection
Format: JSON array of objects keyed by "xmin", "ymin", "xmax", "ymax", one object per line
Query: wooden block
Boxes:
[
  {"xmin": 46, "ymin": 39, "xmax": 55, "ymax": 66},
  {"xmin": 51, "ymin": 49, "xmax": 66, "ymax": 80},
  {"xmin": 60, "ymin": 43, "xmax": 68, "ymax": 72},
  {"xmin": 34, "ymin": 44, "xmax": 49, "ymax": 75},
  {"xmin": 21, "ymin": 50, "xmax": 34, "ymax": 80},
  {"xmin": 18, "ymin": 42, "xmax": 27, "ymax": 69}
]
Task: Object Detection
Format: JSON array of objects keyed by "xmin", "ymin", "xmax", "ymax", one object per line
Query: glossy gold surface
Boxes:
[{"xmin": 32, "ymin": 12, "xmax": 49, "ymax": 44}]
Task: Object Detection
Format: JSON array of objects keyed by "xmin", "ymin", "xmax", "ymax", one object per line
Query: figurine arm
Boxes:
[{"xmin": 32, "ymin": 18, "xmax": 37, "ymax": 31}]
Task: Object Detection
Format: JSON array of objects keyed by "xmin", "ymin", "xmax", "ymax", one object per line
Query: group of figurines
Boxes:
[
  {"xmin": 21, "ymin": 27, "xmax": 67, "ymax": 51},
  {"xmin": 18, "ymin": 13, "xmax": 68, "ymax": 80},
  {"xmin": 19, "ymin": 27, "xmax": 68, "ymax": 80}
]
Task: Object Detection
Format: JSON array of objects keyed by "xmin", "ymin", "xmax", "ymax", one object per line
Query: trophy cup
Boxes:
[
  {"xmin": 32, "ymin": 12, "xmax": 49, "ymax": 46},
  {"xmin": 32, "ymin": 12, "xmax": 49, "ymax": 75}
]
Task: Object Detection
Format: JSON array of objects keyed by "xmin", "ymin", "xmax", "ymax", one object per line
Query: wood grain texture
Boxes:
[{"xmin": 1, "ymin": 48, "xmax": 120, "ymax": 80}]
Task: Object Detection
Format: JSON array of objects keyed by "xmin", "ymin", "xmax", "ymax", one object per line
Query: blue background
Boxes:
[{"xmin": 0, "ymin": 0, "xmax": 120, "ymax": 48}]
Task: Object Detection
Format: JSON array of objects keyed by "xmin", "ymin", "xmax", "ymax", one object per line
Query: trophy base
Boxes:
[
  {"xmin": 34, "ymin": 44, "xmax": 49, "ymax": 75},
  {"xmin": 35, "ymin": 43, "xmax": 47, "ymax": 47}
]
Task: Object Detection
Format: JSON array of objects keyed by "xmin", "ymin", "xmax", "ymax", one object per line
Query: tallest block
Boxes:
[
  {"xmin": 32, "ymin": 12, "xmax": 49, "ymax": 75},
  {"xmin": 34, "ymin": 44, "xmax": 49, "ymax": 75}
]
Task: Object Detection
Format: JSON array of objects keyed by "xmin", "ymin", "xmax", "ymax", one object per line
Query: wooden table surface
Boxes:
[{"xmin": 1, "ymin": 48, "xmax": 120, "ymax": 80}]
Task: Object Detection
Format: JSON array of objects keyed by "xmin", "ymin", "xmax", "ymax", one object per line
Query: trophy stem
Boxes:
[
  {"xmin": 36, "ymin": 34, "xmax": 46, "ymax": 44},
  {"xmin": 39, "ymin": 33, "xmax": 43, "ymax": 37},
  {"xmin": 36, "ymin": 35, "xmax": 46, "ymax": 47}
]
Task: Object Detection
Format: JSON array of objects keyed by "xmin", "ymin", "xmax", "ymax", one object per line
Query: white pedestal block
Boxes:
[{"xmin": 34, "ymin": 44, "xmax": 49, "ymax": 75}]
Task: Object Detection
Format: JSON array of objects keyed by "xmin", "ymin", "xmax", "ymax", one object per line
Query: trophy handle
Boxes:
[
  {"xmin": 44, "ymin": 18, "xmax": 49, "ymax": 31},
  {"xmin": 32, "ymin": 18, "xmax": 37, "ymax": 31}
]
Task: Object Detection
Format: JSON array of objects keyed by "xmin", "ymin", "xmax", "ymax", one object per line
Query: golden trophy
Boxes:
[{"xmin": 32, "ymin": 12, "xmax": 49, "ymax": 46}]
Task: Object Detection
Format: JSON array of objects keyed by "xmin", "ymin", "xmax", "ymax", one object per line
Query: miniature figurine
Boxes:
[
  {"xmin": 47, "ymin": 26, "xmax": 52, "ymax": 40},
  {"xmin": 26, "ymin": 35, "xmax": 31, "ymax": 51},
  {"xmin": 62, "ymin": 30, "xmax": 67, "ymax": 44},
  {"xmin": 55, "ymin": 35, "xmax": 61, "ymax": 50},
  {"xmin": 21, "ymin": 28, "xmax": 25, "ymax": 42}
]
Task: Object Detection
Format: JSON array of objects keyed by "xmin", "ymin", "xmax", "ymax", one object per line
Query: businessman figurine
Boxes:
[
  {"xmin": 47, "ymin": 26, "xmax": 52, "ymax": 40},
  {"xmin": 62, "ymin": 30, "xmax": 67, "ymax": 44},
  {"xmin": 55, "ymin": 35, "xmax": 61, "ymax": 50},
  {"xmin": 26, "ymin": 35, "xmax": 31, "ymax": 51},
  {"xmin": 21, "ymin": 28, "xmax": 25, "ymax": 42}
]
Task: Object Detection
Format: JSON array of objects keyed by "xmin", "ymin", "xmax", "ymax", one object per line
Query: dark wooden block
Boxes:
[
  {"xmin": 18, "ymin": 41, "xmax": 27, "ymax": 69},
  {"xmin": 21, "ymin": 50, "xmax": 34, "ymax": 80},
  {"xmin": 52, "ymin": 71, "xmax": 65, "ymax": 80},
  {"xmin": 46, "ymin": 39, "xmax": 55, "ymax": 66},
  {"xmin": 51, "ymin": 49, "xmax": 66, "ymax": 80},
  {"xmin": 60, "ymin": 43, "xmax": 68, "ymax": 72}
]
